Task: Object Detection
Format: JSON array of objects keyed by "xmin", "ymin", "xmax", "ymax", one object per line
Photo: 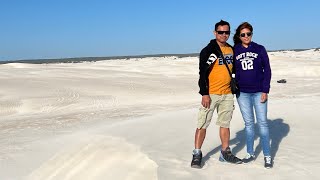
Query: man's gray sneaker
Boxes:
[
  {"xmin": 191, "ymin": 152, "xmax": 202, "ymax": 168},
  {"xmin": 219, "ymin": 147, "xmax": 243, "ymax": 164}
]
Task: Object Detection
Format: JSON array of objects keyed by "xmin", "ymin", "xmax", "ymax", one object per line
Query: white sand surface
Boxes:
[{"xmin": 0, "ymin": 50, "xmax": 320, "ymax": 179}]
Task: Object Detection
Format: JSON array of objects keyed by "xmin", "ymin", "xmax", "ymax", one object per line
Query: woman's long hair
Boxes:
[{"xmin": 233, "ymin": 22, "xmax": 253, "ymax": 45}]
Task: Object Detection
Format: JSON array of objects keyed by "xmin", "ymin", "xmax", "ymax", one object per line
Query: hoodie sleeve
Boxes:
[
  {"xmin": 260, "ymin": 46, "xmax": 272, "ymax": 93},
  {"xmin": 231, "ymin": 46, "xmax": 236, "ymax": 75},
  {"xmin": 198, "ymin": 47, "xmax": 209, "ymax": 95},
  {"xmin": 233, "ymin": 45, "xmax": 240, "ymax": 82}
]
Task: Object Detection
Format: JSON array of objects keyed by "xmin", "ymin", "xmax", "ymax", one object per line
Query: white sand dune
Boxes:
[
  {"xmin": 27, "ymin": 135, "xmax": 158, "ymax": 180},
  {"xmin": 0, "ymin": 49, "xmax": 320, "ymax": 179}
]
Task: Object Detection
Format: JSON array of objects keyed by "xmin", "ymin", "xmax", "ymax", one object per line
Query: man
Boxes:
[{"xmin": 191, "ymin": 20, "xmax": 243, "ymax": 168}]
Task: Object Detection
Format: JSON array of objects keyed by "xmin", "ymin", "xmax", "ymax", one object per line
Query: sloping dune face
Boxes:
[{"xmin": 28, "ymin": 135, "xmax": 158, "ymax": 180}]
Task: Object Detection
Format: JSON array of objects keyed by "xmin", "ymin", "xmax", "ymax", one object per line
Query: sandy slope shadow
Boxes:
[
  {"xmin": 265, "ymin": 119, "xmax": 290, "ymax": 158},
  {"xmin": 27, "ymin": 135, "xmax": 158, "ymax": 180},
  {"xmin": 202, "ymin": 118, "xmax": 289, "ymax": 163}
]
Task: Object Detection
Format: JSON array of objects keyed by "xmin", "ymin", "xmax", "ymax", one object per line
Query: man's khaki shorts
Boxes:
[{"xmin": 197, "ymin": 94, "xmax": 234, "ymax": 129}]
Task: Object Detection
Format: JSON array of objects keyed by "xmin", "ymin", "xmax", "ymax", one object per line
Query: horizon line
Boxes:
[{"xmin": 1, "ymin": 47, "xmax": 319, "ymax": 64}]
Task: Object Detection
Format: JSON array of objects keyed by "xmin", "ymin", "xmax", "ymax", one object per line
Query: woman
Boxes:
[{"xmin": 233, "ymin": 22, "xmax": 273, "ymax": 168}]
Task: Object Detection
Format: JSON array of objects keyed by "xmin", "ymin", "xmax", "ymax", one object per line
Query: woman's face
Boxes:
[{"xmin": 239, "ymin": 28, "xmax": 252, "ymax": 46}]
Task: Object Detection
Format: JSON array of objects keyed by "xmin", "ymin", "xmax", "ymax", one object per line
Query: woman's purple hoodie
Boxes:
[{"xmin": 234, "ymin": 42, "xmax": 271, "ymax": 93}]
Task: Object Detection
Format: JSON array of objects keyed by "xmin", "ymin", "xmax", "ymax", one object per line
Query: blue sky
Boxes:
[{"xmin": 0, "ymin": 0, "xmax": 319, "ymax": 61}]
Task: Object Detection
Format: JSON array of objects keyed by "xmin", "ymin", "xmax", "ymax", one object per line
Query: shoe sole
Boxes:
[
  {"xmin": 242, "ymin": 159, "xmax": 255, "ymax": 164},
  {"xmin": 219, "ymin": 156, "xmax": 243, "ymax": 164},
  {"xmin": 191, "ymin": 164, "xmax": 202, "ymax": 169}
]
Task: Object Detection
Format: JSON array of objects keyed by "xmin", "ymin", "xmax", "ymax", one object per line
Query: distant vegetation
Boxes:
[
  {"xmin": 0, "ymin": 53, "xmax": 198, "ymax": 64},
  {"xmin": 268, "ymin": 48, "xmax": 320, "ymax": 52},
  {"xmin": 1, "ymin": 48, "xmax": 319, "ymax": 64}
]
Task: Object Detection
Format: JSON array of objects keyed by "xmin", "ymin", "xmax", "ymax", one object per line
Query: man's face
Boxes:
[{"xmin": 214, "ymin": 25, "xmax": 230, "ymax": 44}]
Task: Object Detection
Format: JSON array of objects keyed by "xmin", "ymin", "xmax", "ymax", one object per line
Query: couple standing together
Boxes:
[{"xmin": 191, "ymin": 20, "xmax": 272, "ymax": 169}]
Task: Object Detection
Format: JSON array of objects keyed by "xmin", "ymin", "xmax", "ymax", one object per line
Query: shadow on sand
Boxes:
[{"xmin": 202, "ymin": 118, "xmax": 290, "ymax": 163}]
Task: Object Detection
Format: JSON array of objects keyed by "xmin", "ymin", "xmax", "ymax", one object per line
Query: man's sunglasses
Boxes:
[
  {"xmin": 217, "ymin": 31, "xmax": 230, "ymax": 35},
  {"xmin": 240, "ymin": 32, "xmax": 252, "ymax": 37}
]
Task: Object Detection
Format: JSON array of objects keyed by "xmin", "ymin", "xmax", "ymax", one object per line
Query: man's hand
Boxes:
[
  {"xmin": 201, "ymin": 95, "xmax": 211, "ymax": 108},
  {"xmin": 261, "ymin": 93, "xmax": 268, "ymax": 103}
]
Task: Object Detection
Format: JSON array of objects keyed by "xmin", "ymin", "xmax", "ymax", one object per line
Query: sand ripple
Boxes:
[{"xmin": 28, "ymin": 135, "xmax": 158, "ymax": 180}]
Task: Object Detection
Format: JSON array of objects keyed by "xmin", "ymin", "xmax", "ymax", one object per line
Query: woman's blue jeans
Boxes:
[{"xmin": 236, "ymin": 92, "xmax": 271, "ymax": 156}]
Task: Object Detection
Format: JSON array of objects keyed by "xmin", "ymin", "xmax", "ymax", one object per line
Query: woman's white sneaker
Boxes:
[
  {"xmin": 264, "ymin": 156, "xmax": 273, "ymax": 169},
  {"xmin": 242, "ymin": 153, "xmax": 255, "ymax": 163}
]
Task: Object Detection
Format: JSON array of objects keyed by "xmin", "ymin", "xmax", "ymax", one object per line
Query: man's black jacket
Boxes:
[{"xmin": 198, "ymin": 39, "xmax": 233, "ymax": 95}]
